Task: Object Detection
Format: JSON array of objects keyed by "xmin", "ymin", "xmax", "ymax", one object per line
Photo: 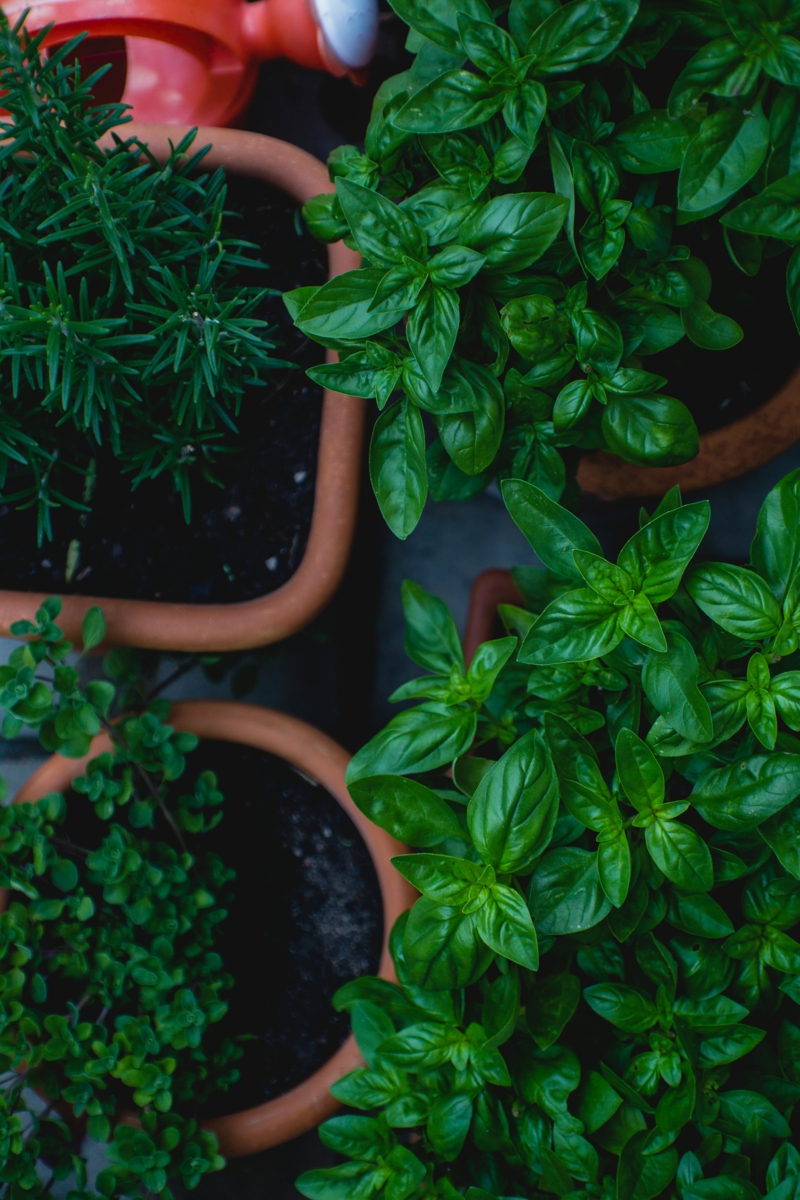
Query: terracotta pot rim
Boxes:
[
  {"xmin": 0, "ymin": 125, "xmax": 364, "ymax": 652},
  {"xmin": 577, "ymin": 360, "xmax": 800, "ymax": 502},
  {"xmin": 10, "ymin": 699, "xmax": 416, "ymax": 1157},
  {"xmin": 463, "ymin": 568, "xmax": 523, "ymax": 667}
]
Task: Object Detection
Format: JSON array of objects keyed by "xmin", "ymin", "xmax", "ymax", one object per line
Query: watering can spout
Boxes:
[{"xmin": 242, "ymin": 0, "xmax": 377, "ymax": 77}]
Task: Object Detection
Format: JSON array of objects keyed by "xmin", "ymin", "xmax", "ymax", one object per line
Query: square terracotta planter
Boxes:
[{"xmin": 0, "ymin": 125, "xmax": 363, "ymax": 653}]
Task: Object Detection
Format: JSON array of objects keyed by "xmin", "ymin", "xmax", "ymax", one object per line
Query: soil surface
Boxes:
[
  {"xmin": 646, "ymin": 238, "xmax": 799, "ymax": 436},
  {"xmin": 187, "ymin": 739, "xmax": 382, "ymax": 1114},
  {"xmin": 0, "ymin": 176, "xmax": 327, "ymax": 604}
]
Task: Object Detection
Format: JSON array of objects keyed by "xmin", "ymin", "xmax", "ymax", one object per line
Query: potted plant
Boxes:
[
  {"xmin": 296, "ymin": 466, "xmax": 800, "ymax": 1198},
  {"xmin": 0, "ymin": 17, "xmax": 363, "ymax": 652},
  {"xmin": 288, "ymin": 0, "xmax": 800, "ymax": 537},
  {"xmin": 0, "ymin": 596, "xmax": 413, "ymax": 1196}
]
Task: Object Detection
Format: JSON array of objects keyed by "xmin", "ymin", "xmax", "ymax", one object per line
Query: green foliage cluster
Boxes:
[
  {"xmin": 291, "ymin": 0, "xmax": 800, "ymax": 538},
  {"xmin": 0, "ymin": 15, "xmax": 284, "ymax": 542},
  {"xmin": 299, "ymin": 466, "xmax": 800, "ymax": 1199},
  {"xmin": 0, "ymin": 600, "xmax": 239, "ymax": 1199}
]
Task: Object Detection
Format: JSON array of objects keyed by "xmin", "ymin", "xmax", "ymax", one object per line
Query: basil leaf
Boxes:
[
  {"xmin": 504, "ymin": 80, "xmax": 548, "ymax": 149},
  {"xmin": 617, "ymin": 1132, "xmax": 678, "ymax": 1200},
  {"xmin": 718, "ymin": 1090, "xmax": 791, "ymax": 1138},
  {"xmin": 308, "ymin": 353, "xmax": 400, "ymax": 400},
  {"xmin": 583, "ymin": 983, "xmax": 658, "ymax": 1033},
  {"xmin": 461, "ymin": 193, "xmax": 569, "ymax": 271},
  {"xmin": 602, "ymin": 394, "xmax": 700, "ymax": 467},
  {"xmin": 697, "ymin": 1024, "xmax": 765, "ymax": 1067},
  {"xmin": 667, "ymin": 890, "xmax": 734, "ymax": 938},
  {"xmin": 686, "ymin": 563, "xmax": 782, "ymax": 639},
  {"xmin": 337, "ymin": 180, "xmax": 427, "ymax": 267},
  {"xmin": 611, "ymin": 292, "xmax": 685, "ymax": 355},
  {"xmin": 370, "ymin": 399, "xmax": 428, "ymax": 539},
  {"xmin": 647, "ymin": 820, "xmax": 714, "ymax": 893},
  {"xmin": 528, "ymin": 847, "xmax": 612, "ymax": 934},
  {"xmin": 527, "ymin": 973, "xmax": 581, "ymax": 1050},
  {"xmin": 346, "ymin": 703, "xmax": 477, "ymax": 781},
  {"xmin": 468, "ymin": 637, "xmax": 517, "ymax": 704},
  {"xmin": 393, "ymin": 853, "xmax": 488, "ymax": 904},
  {"xmin": 426, "ymin": 439, "xmax": 490, "ymax": 501},
  {"xmin": 428, "ymin": 1093, "xmax": 473, "ymax": 1159},
  {"xmin": 609, "ymin": 110, "xmax": 698, "ymax": 174},
  {"xmin": 761, "ymin": 796, "xmax": 800, "ymax": 879},
  {"xmin": 401, "ymin": 183, "xmax": 481, "ymax": 245},
  {"xmin": 576, "ymin": 1070, "xmax": 623, "ymax": 1131},
  {"xmin": 678, "ymin": 105, "xmax": 769, "ymax": 214},
  {"xmin": 403, "ymin": 896, "xmax": 494, "ymax": 988},
  {"xmin": 476, "ymin": 885, "xmax": 540, "ymax": 970},
  {"xmin": 468, "ymin": 729, "xmax": 559, "ymax": 873},
  {"xmin": 428, "ymin": 244, "xmax": 486, "ymax": 288},
  {"xmin": 520, "ymin": 588, "xmax": 621, "ymax": 665},
  {"xmin": 296, "ymin": 269, "xmax": 408, "ymax": 339},
  {"xmin": 296, "ymin": 1161, "xmax": 382, "ymax": 1197},
  {"xmin": 407, "ymin": 284, "xmax": 460, "ymax": 391},
  {"xmin": 622, "ymin": 504, "xmax": 710, "ymax": 604},
  {"xmin": 387, "ymin": 0, "xmax": 492, "ymax": 50},
  {"xmin": 502, "ymin": 480, "xmax": 602, "ymax": 581},
  {"xmin": 349, "ymin": 775, "xmax": 463, "ymax": 846},
  {"xmin": 437, "ymin": 376, "xmax": 505, "ymax": 474},
  {"xmin": 615, "ymin": 729, "xmax": 664, "ymax": 813},
  {"xmin": 681, "ymin": 298, "xmax": 743, "ymax": 350},
  {"xmin": 642, "ymin": 631, "xmax": 713, "ymax": 743},
  {"xmin": 457, "ymin": 12, "xmax": 518, "ymax": 74},
  {"xmin": 396, "ymin": 72, "xmax": 506, "ymax": 134},
  {"xmin": 751, "ymin": 466, "xmax": 800, "ymax": 603},
  {"xmin": 722, "ymin": 172, "xmax": 800, "ymax": 240},
  {"xmin": 667, "ymin": 37, "xmax": 753, "ymax": 118},
  {"xmin": 545, "ymin": 711, "xmax": 614, "ymax": 827},
  {"xmin": 402, "ymin": 579, "xmax": 464, "ymax": 674},
  {"xmin": 525, "ymin": 0, "xmax": 638, "ymax": 76},
  {"xmin": 691, "ymin": 754, "xmax": 800, "ymax": 830}
]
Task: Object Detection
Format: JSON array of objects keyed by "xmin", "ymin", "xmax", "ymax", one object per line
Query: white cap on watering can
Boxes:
[{"xmin": 311, "ymin": 0, "xmax": 379, "ymax": 73}]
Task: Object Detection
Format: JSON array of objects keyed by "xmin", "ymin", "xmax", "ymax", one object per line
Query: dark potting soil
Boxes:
[
  {"xmin": 188, "ymin": 740, "xmax": 383, "ymax": 1115},
  {"xmin": 645, "ymin": 235, "xmax": 800, "ymax": 435},
  {"xmin": 0, "ymin": 176, "xmax": 327, "ymax": 604}
]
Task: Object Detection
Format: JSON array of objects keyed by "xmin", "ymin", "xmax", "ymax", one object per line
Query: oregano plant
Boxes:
[
  {"xmin": 0, "ymin": 600, "xmax": 242, "ymax": 1198},
  {"xmin": 290, "ymin": 0, "xmax": 800, "ymax": 538},
  {"xmin": 298, "ymin": 466, "xmax": 800, "ymax": 1199}
]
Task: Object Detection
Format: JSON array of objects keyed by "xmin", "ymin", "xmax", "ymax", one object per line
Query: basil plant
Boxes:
[
  {"xmin": 289, "ymin": 0, "xmax": 800, "ymax": 538},
  {"xmin": 298, "ymin": 466, "xmax": 800, "ymax": 1200}
]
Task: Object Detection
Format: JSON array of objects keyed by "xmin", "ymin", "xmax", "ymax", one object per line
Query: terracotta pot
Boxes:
[
  {"xmin": 11, "ymin": 699, "xmax": 416, "ymax": 1155},
  {"xmin": 463, "ymin": 569, "xmax": 524, "ymax": 666},
  {"xmin": 577, "ymin": 363, "xmax": 800, "ymax": 502},
  {"xmin": 0, "ymin": 126, "xmax": 364, "ymax": 653}
]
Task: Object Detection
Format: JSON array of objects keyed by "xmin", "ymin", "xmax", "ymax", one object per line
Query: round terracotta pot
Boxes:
[
  {"xmin": 0, "ymin": 126, "xmax": 364, "ymax": 654},
  {"xmin": 577, "ymin": 363, "xmax": 800, "ymax": 502},
  {"xmin": 10, "ymin": 699, "xmax": 416, "ymax": 1155}
]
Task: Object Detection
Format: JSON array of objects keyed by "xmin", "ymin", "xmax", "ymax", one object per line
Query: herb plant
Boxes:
[
  {"xmin": 291, "ymin": 0, "xmax": 800, "ymax": 538},
  {"xmin": 0, "ymin": 599, "xmax": 241, "ymax": 1199},
  {"xmin": 0, "ymin": 15, "xmax": 284, "ymax": 543},
  {"xmin": 298, "ymin": 466, "xmax": 800, "ymax": 1199}
]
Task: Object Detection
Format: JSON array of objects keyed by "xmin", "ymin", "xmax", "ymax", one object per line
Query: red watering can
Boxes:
[{"xmin": 0, "ymin": 0, "xmax": 379, "ymax": 125}]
